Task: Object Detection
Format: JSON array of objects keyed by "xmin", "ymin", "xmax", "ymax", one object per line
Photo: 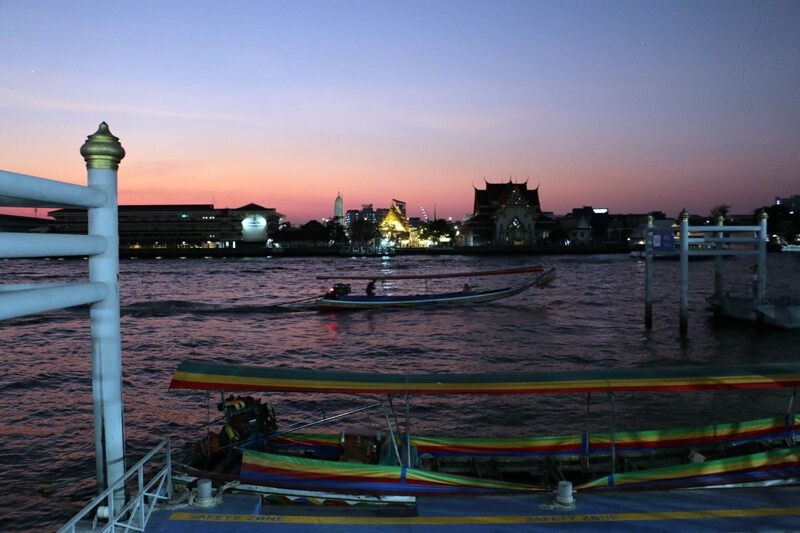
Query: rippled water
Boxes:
[{"xmin": 1, "ymin": 253, "xmax": 799, "ymax": 531}]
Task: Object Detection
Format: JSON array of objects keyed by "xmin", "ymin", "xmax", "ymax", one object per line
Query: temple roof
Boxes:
[
  {"xmin": 472, "ymin": 180, "xmax": 540, "ymax": 214},
  {"xmin": 380, "ymin": 203, "xmax": 412, "ymax": 231}
]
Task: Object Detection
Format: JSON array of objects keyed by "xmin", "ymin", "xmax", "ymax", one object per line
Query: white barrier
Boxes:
[
  {"xmin": 0, "ymin": 232, "xmax": 107, "ymax": 258},
  {"xmin": 0, "ymin": 123, "xmax": 129, "ymax": 514},
  {"xmin": 0, "ymin": 169, "xmax": 107, "ymax": 207}
]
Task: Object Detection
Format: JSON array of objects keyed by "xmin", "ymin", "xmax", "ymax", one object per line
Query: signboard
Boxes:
[{"xmin": 652, "ymin": 230, "xmax": 675, "ymax": 252}]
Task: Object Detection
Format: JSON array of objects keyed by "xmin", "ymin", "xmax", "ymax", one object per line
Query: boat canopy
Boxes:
[
  {"xmin": 315, "ymin": 265, "xmax": 543, "ymax": 281},
  {"xmin": 170, "ymin": 360, "xmax": 800, "ymax": 395}
]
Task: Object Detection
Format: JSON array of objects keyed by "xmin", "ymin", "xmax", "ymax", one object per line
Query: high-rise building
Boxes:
[
  {"xmin": 359, "ymin": 204, "xmax": 378, "ymax": 223},
  {"xmin": 344, "ymin": 209, "xmax": 360, "ymax": 228},
  {"xmin": 333, "ymin": 193, "xmax": 344, "ymax": 226}
]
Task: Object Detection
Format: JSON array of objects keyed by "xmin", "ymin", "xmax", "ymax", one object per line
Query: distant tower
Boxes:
[{"xmin": 334, "ymin": 193, "xmax": 345, "ymax": 226}]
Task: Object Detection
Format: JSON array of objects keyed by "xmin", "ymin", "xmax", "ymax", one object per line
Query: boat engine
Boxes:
[
  {"xmin": 217, "ymin": 395, "xmax": 277, "ymax": 443},
  {"xmin": 328, "ymin": 283, "xmax": 352, "ymax": 298}
]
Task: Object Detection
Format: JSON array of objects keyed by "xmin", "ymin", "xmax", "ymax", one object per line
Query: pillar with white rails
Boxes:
[
  {"xmin": 80, "ymin": 123, "xmax": 127, "ymax": 502},
  {"xmin": 1, "ymin": 123, "xmax": 137, "ymax": 523}
]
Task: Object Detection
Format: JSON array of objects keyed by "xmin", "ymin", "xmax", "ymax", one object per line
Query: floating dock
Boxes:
[
  {"xmin": 708, "ymin": 295, "xmax": 800, "ymax": 329},
  {"xmin": 146, "ymin": 486, "xmax": 800, "ymax": 532}
]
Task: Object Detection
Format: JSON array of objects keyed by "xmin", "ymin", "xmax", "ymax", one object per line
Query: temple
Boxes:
[
  {"xmin": 460, "ymin": 180, "xmax": 548, "ymax": 246},
  {"xmin": 379, "ymin": 199, "xmax": 418, "ymax": 246}
]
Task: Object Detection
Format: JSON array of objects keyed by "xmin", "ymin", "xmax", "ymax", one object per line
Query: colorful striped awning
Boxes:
[
  {"xmin": 169, "ymin": 360, "xmax": 800, "ymax": 395},
  {"xmin": 577, "ymin": 448, "xmax": 800, "ymax": 490},
  {"xmin": 241, "ymin": 450, "xmax": 544, "ymax": 494}
]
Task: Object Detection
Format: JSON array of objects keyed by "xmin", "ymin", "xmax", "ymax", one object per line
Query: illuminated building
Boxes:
[
  {"xmin": 345, "ymin": 204, "xmax": 379, "ymax": 227},
  {"xmin": 556, "ymin": 212, "xmax": 593, "ymax": 246},
  {"xmin": 333, "ymin": 193, "xmax": 344, "ymax": 227},
  {"xmin": 49, "ymin": 203, "xmax": 283, "ymax": 248},
  {"xmin": 379, "ymin": 199, "xmax": 418, "ymax": 246},
  {"xmin": 344, "ymin": 209, "xmax": 359, "ymax": 227}
]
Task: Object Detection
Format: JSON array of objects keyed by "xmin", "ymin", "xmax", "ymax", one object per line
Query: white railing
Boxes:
[
  {"xmin": 0, "ymin": 169, "xmax": 107, "ymax": 208},
  {"xmin": 58, "ymin": 439, "xmax": 173, "ymax": 533},
  {"xmin": 0, "ymin": 168, "xmax": 114, "ymax": 320},
  {"xmin": 0, "ymin": 124, "xmax": 151, "ymax": 525}
]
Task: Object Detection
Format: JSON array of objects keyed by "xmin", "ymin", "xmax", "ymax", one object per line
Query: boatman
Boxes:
[{"xmin": 366, "ymin": 280, "xmax": 376, "ymax": 297}]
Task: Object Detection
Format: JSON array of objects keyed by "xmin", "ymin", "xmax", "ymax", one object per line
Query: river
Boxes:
[{"xmin": 1, "ymin": 252, "xmax": 799, "ymax": 531}]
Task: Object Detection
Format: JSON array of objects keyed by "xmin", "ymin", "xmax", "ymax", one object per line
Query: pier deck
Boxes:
[{"xmin": 146, "ymin": 486, "xmax": 800, "ymax": 532}]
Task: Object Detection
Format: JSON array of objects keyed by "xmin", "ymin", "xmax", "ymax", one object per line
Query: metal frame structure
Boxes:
[
  {"xmin": 643, "ymin": 210, "xmax": 768, "ymax": 336},
  {"xmin": 0, "ymin": 124, "xmax": 170, "ymax": 529},
  {"xmin": 58, "ymin": 439, "xmax": 173, "ymax": 533}
]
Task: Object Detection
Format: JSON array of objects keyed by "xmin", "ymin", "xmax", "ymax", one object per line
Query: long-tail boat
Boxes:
[
  {"xmin": 316, "ymin": 266, "xmax": 555, "ymax": 310},
  {"xmin": 170, "ymin": 361, "xmax": 800, "ymax": 502}
]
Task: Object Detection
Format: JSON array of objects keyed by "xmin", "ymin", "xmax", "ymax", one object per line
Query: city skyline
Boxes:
[{"xmin": 1, "ymin": 1, "xmax": 799, "ymax": 223}]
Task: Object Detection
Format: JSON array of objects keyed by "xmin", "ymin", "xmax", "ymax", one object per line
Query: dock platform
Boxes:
[{"xmin": 146, "ymin": 486, "xmax": 800, "ymax": 531}]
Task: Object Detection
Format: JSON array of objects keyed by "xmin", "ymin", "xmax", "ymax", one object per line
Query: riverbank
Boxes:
[{"xmin": 119, "ymin": 244, "xmax": 631, "ymax": 259}]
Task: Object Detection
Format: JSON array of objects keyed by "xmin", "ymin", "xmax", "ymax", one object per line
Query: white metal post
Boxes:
[
  {"xmin": 80, "ymin": 123, "xmax": 126, "ymax": 505},
  {"xmin": 679, "ymin": 210, "xmax": 689, "ymax": 337},
  {"xmin": 644, "ymin": 215, "xmax": 653, "ymax": 329},
  {"xmin": 714, "ymin": 215, "xmax": 724, "ymax": 311},
  {"xmin": 757, "ymin": 210, "xmax": 768, "ymax": 303}
]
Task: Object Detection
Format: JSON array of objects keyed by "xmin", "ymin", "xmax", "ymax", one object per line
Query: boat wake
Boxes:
[{"xmin": 123, "ymin": 300, "xmax": 312, "ymax": 316}]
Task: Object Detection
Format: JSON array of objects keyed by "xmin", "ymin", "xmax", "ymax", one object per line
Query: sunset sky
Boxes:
[{"xmin": 1, "ymin": 1, "xmax": 798, "ymax": 224}]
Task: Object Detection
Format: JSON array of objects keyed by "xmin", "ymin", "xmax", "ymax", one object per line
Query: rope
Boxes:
[
  {"xmin": 187, "ymin": 480, "xmax": 240, "ymax": 507},
  {"xmin": 273, "ymin": 294, "xmax": 324, "ymax": 306}
]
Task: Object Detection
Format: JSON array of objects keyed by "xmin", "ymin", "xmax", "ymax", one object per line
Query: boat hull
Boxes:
[
  {"xmin": 177, "ymin": 415, "xmax": 800, "ymax": 499},
  {"xmin": 318, "ymin": 270, "xmax": 554, "ymax": 310},
  {"xmin": 178, "ymin": 445, "xmax": 800, "ymax": 498}
]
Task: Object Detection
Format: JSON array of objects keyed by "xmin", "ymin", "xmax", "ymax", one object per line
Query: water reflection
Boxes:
[{"xmin": 1, "ymin": 253, "xmax": 799, "ymax": 530}]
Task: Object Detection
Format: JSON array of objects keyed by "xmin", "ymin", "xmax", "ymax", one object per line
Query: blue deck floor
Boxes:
[{"xmin": 146, "ymin": 486, "xmax": 800, "ymax": 532}]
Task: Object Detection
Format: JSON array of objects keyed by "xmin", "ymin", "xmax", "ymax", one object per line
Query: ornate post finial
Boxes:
[
  {"xmin": 758, "ymin": 209, "xmax": 768, "ymax": 220},
  {"xmin": 715, "ymin": 215, "xmax": 724, "ymax": 225},
  {"xmin": 81, "ymin": 122, "xmax": 125, "ymax": 170},
  {"xmin": 679, "ymin": 209, "xmax": 689, "ymax": 221}
]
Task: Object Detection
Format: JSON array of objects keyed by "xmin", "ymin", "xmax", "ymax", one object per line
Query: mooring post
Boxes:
[
  {"xmin": 81, "ymin": 123, "xmax": 126, "ymax": 506},
  {"xmin": 757, "ymin": 210, "xmax": 768, "ymax": 303},
  {"xmin": 644, "ymin": 215, "xmax": 654, "ymax": 329},
  {"xmin": 713, "ymin": 215, "xmax": 724, "ymax": 318},
  {"xmin": 679, "ymin": 210, "xmax": 689, "ymax": 337}
]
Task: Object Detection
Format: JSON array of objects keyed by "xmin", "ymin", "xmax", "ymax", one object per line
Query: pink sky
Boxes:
[{"xmin": 2, "ymin": 3, "xmax": 798, "ymax": 223}]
